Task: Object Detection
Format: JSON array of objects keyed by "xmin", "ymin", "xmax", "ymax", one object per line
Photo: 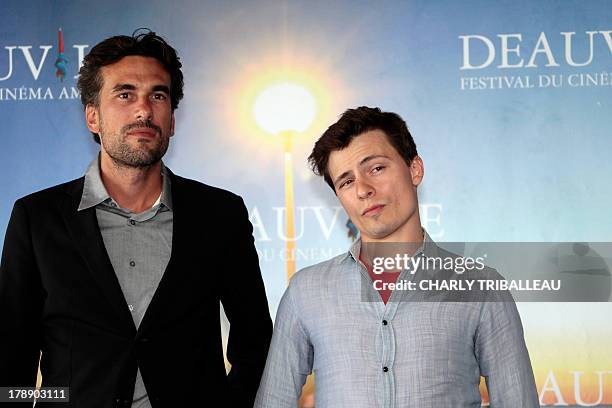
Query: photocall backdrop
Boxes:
[{"xmin": 1, "ymin": 1, "xmax": 611, "ymax": 406}]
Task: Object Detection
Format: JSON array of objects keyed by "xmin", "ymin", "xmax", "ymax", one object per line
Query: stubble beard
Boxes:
[
  {"xmin": 361, "ymin": 206, "xmax": 417, "ymax": 241},
  {"xmin": 99, "ymin": 114, "xmax": 169, "ymax": 169}
]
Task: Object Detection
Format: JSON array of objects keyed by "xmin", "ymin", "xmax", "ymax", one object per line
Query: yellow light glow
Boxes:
[
  {"xmin": 220, "ymin": 55, "xmax": 345, "ymax": 158},
  {"xmin": 253, "ymin": 82, "xmax": 317, "ymax": 134}
]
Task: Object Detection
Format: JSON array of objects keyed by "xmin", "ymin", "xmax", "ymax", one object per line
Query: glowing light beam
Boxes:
[{"xmin": 253, "ymin": 82, "xmax": 317, "ymax": 135}]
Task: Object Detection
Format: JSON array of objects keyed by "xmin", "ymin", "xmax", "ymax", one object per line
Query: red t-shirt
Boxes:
[{"xmin": 360, "ymin": 255, "xmax": 401, "ymax": 304}]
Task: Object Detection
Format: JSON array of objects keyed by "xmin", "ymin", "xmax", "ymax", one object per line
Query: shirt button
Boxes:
[
  {"xmin": 129, "ymin": 260, "xmax": 136, "ymax": 267},
  {"xmin": 383, "ymin": 366, "xmax": 389, "ymax": 372},
  {"xmin": 129, "ymin": 220, "xmax": 136, "ymax": 225},
  {"xmin": 382, "ymin": 320, "xmax": 388, "ymax": 326}
]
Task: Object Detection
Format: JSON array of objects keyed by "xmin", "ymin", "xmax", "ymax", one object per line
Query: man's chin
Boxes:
[
  {"xmin": 110, "ymin": 154, "xmax": 161, "ymax": 169},
  {"xmin": 361, "ymin": 226, "xmax": 395, "ymax": 241}
]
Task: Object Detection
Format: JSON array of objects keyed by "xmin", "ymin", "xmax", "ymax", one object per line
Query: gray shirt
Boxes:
[
  {"xmin": 78, "ymin": 156, "xmax": 173, "ymax": 408},
  {"xmin": 255, "ymin": 233, "xmax": 539, "ymax": 408}
]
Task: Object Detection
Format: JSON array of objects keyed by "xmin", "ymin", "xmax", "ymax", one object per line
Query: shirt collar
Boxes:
[
  {"xmin": 345, "ymin": 228, "xmax": 435, "ymax": 263},
  {"xmin": 78, "ymin": 154, "xmax": 173, "ymax": 212},
  {"xmin": 159, "ymin": 165, "xmax": 173, "ymax": 210},
  {"xmin": 78, "ymin": 155, "xmax": 110, "ymax": 211}
]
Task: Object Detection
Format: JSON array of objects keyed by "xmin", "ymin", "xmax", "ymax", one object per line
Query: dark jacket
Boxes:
[{"xmin": 0, "ymin": 170, "xmax": 272, "ymax": 407}]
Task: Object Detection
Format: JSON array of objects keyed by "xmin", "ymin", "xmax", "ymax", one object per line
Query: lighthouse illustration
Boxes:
[{"xmin": 54, "ymin": 28, "xmax": 68, "ymax": 81}]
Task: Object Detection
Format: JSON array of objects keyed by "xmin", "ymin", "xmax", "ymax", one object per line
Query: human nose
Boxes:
[
  {"xmin": 134, "ymin": 97, "xmax": 153, "ymax": 121},
  {"xmin": 356, "ymin": 177, "xmax": 375, "ymax": 199}
]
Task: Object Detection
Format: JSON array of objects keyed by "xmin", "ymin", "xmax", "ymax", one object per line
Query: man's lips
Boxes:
[
  {"xmin": 362, "ymin": 204, "xmax": 385, "ymax": 216},
  {"xmin": 127, "ymin": 128, "xmax": 157, "ymax": 138}
]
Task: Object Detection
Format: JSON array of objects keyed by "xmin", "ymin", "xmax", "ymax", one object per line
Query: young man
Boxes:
[
  {"xmin": 0, "ymin": 30, "xmax": 272, "ymax": 407},
  {"xmin": 255, "ymin": 107, "xmax": 539, "ymax": 407}
]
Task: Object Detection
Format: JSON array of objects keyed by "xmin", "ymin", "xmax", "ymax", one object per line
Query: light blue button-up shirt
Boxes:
[{"xmin": 255, "ymin": 232, "xmax": 539, "ymax": 407}]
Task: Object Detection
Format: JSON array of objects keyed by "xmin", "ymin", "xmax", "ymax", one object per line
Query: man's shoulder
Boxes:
[
  {"xmin": 290, "ymin": 252, "xmax": 351, "ymax": 288},
  {"xmin": 170, "ymin": 172, "xmax": 242, "ymax": 204},
  {"xmin": 16, "ymin": 177, "xmax": 84, "ymax": 208}
]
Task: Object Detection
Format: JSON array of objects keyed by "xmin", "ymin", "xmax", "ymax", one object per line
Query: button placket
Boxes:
[{"xmin": 380, "ymin": 302, "xmax": 399, "ymax": 408}]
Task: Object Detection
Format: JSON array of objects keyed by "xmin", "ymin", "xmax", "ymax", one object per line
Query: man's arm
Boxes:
[
  {"xmin": 0, "ymin": 200, "xmax": 45, "ymax": 387},
  {"xmin": 218, "ymin": 196, "xmax": 273, "ymax": 407},
  {"xmin": 475, "ymin": 298, "xmax": 539, "ymax": 407},
  {"xmin": 254, "ymin": 281, "xmax": 313, "ymax": 408}
]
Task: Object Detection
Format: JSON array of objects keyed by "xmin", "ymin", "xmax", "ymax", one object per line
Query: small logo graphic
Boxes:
[
  {"xmin": 54, "ymin": 28, "xmax": 68, "ymax": 82},
  {"xmin": 346, "ymin": 219, "xmax": 358, "ymax": 241}
]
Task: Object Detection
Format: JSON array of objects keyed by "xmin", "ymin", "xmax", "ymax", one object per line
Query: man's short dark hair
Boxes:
[
  {"xmin": 77, "ymin": 29, "xmax": 184, "ymax": 144},
  {"xmin": 308, "ymin": 106, "xmax": 418, "ymax": 191}
]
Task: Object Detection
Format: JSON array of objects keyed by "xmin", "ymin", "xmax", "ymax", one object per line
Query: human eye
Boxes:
[
  {"xmin": 152, "ymin": 93, "xmax": 168, "ymax": 101},
  {"xmin": 339, "ymin": 179, "xmax": 353, "ymax": 189},
  {"xmin": 117, "ymin": 92, "xmax": 130, "ymax": 100},
  {"xmin": 371, "ymin": 165, "xmax": 386, "ymax": 174}
]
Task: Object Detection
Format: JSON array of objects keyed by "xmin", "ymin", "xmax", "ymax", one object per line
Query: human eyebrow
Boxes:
[
  {"xmin": 332, "ymin": 155, "xmax": 390, "ymax": 187},
  {"xmin": 152, "ymin": 85, "xmax": 170, "ymax": 95},
  {"xmin": 333, "ymin": 170, "xmax": 353, "ymax": 188},
  {"xmin": 111, "ymin": 84, "xmax": 136, "ymax": 93},
  {"xmin": 359, "ymin": 155, "xmax": 389, "ymax": 167}
]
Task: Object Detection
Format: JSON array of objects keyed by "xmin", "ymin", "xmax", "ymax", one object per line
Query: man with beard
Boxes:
[{"xmin": 0, "ymin": 30, "xmax": 272, "ymax": 408}]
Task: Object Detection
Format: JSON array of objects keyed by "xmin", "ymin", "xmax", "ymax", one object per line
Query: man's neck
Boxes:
[
  {"xmin": 359, "ymin": 223, "xmax": 425, "ymax": 270},
  {"xmin": 361, "ymin": 217, "xmax": 424, "ymax": 244},
  {"xmin": 99, "ymin": 153, "xmax": 163, "ymax": 213}
]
